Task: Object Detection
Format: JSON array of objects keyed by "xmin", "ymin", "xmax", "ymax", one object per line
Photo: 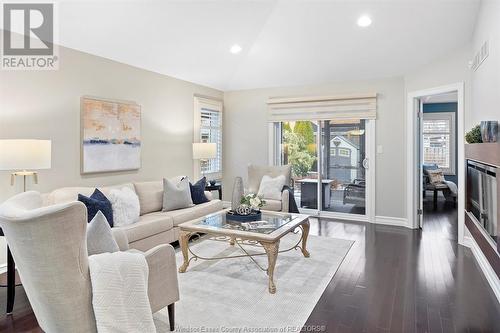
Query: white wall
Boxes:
[
  {"xmin": 471, "ymin": 0, "xmax": 500, "ymax": 126},
  {"xmin": 405, "ymin": 44, "xmax": 472, "ymax": 128},
  {"xmin": 223, "ymin": 76, "xmax": 406, "ymax": 219},
  {"xmin": 0, "ymin": 45, "xmax": 222, "ymax": 268}
]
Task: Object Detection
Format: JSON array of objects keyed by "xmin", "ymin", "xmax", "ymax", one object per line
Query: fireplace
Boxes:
[{"xmin": 467, "ymin": 160, "xmax": 498, "ymax": 247}]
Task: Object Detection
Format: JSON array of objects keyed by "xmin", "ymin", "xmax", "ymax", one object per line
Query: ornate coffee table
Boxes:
[{"xmin": 178, "ymin": 209, "xmax": 310, "ymax": 294}]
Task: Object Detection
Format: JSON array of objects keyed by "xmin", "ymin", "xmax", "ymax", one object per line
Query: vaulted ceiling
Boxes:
[{"xmin": 55, "ymin": 0, "xmax": 479, "ymax": 91}]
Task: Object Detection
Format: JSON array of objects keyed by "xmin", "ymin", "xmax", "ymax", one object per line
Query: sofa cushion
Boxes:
[
  {"xmin": 117, "ymin": 212, "xmax": 174, "ymax": 243},
  {"xmin": 78, "ymin": 189, "xmax": 114, "ymax": 226},
  {"xmin": 134, "ymin": 177, "xmax": 186, "ymax": 215},
  {"xmin": 133, "ymin": 181, "xmax": 163, "ymax": 215},
  {"xmin": 162, "ymin": 177, "xmax": 193, "ymax": 212},
  {"xmin": 164, "ymin": 199, "xmax": 223, "ymax": 226},
  {"xmin": 189, "ymin": 177, "xmax": 209, "ymax": 204},
  {"xmin": 47, "ymin": 183, "xmax": 135, "ymax": 205},
  {"xmin": 257, "ymin": 175, "xmax": 286, "ymax": 200},
  {"xmin": 108, "ymin": 187, "xmax": 140, "ymax": 227},
  {"xmin": 261, "ymin": 199, "xmax": 282, "ymax": 212},
  {"xmin": 87, "ymin": 211, "xmax": 119, "ymax": 256},
  {"xmin": 247, "ymin": 164, "xmax": 291, "ymax": 194}
]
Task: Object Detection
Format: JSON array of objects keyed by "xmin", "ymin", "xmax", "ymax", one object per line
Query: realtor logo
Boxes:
[{"xmin": 1, "ymin": 3, "xmax": 58, "ymax": 70}]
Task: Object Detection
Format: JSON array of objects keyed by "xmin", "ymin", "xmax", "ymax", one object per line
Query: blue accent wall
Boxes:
[{"xmin": 423, "ymin": 102, "xmax": 458, "ymax": 184}]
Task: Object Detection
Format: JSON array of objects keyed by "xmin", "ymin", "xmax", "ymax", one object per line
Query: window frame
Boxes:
[
  {"xmin": 422, "ymin": 112, "xmax": 456, "ymax": 175},
  {"xmin": 193, "ymin": 96, "xmax": 223, "ymax": 180},
  {"xmin": 338, "ymin": 148, "xmax": 350, "ymax": 157}
]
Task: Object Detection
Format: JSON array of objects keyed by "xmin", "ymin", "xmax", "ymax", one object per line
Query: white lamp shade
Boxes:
[
  {"xmin": 0, "ymin": 139, "xmax": 52, "ymax": 171},
  {"xmin": 192, "ymin": 142, "xmax": 216, "ymax": 160}
]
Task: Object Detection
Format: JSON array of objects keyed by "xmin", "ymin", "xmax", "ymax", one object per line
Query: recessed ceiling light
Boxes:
[
  {"xmin": 230, "ymin": 44, "xmax": 242, "ymax": 54},
  {"xmin": 357, "ymin": 15, "xmax": 372, "ymax": 28}
]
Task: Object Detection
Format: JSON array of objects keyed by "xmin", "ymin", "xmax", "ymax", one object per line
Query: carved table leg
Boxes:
[
  {"xmin": 260, "ymin": 240, "xmax": 280, "ymax": 294},
  {"xmin": 178, "ymin": 231, "xmax": 191, "ymax": 273},
  {"xmin": 301, "ymin": 219, "xmax": 311, "ymax": 258}
]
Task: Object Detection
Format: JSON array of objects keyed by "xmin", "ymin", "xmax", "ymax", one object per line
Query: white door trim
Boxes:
[{"xmin": 406, "ymin": 82, "xmax": 465, "ymax": 245}]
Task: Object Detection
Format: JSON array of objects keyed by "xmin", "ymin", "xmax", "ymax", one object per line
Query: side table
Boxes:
[
  {"xmin": 0, "ymin": 227, "xmax": 17, "ymax": 314},
  {"xmin": 205, "ymin": 183, "xmax": 222, "ymax": 200}
]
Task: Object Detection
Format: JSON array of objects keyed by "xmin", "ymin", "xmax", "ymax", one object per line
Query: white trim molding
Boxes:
[
  {"xmin": 375, "ymin": 215, "xmax": 410, "ymax": 228},
  {"xmin": 406, "ymin": 82, "xmax": 465, "ymax": 245},
  {"xmin": 464, "ymin": 235, "xmax": 500, "ymax": 303}
]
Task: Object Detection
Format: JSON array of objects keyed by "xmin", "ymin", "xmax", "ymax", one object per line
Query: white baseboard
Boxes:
[
  {"xmin": 462, "ymin": 235, "xmax": 473, "ymax": 248},
  {"xmin": 375, "ymin": 215, "xmax": 410, "ymax": 228},
  {"xmin": 464, "ymin": 235, "xmax": 500, "ymax": 303}
]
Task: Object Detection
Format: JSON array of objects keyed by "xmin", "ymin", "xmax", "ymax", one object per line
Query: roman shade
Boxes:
[{"xmin": 267, "ymin": 93, "xmax": 377, "ymax": 121}]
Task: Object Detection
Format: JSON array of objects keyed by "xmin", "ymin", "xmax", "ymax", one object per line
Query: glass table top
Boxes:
[{"xmin": 194, "ymin": 211, "xmax": 296, "ymax": 235}]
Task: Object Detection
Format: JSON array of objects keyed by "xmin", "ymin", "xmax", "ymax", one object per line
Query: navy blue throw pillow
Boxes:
[
  {"xmin": 78, "ymin": 189, "xmax": 114, "ymax": 227},
  {"xmin": 189, "ymin": 177, "xmax": 209, "ymax": 205}
]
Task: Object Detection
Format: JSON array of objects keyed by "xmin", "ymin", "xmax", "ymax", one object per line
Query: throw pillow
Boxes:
[
  {"xmin": 427, "ymin": 169, "xmax": 446, "ymax": 184},
  {"xmin": 162, "ymin": 177, "xmax": 193, "ymax": 211},
  {"xmin": 78, "ymin": 189, "xmax": 114, "ymax": 227},
  {"xmin": 190, "ymin": 177, "xmax": 209, "ymax": 205},
  {"xmin": 86, "ymin": 211, "xmax": 120, "ymax": 256},
  {"xmin": 257, "ymin": 175, "xmax": 286, "ymax": 200},
  {"xmin": 108, "ymin": 187, "xmax": 140, "ymax": 227}
]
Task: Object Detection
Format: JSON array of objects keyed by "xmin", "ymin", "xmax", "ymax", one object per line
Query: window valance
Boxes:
[{"xmin": 267, "ymin": 93, "xmax": 377, "ymax": 121}]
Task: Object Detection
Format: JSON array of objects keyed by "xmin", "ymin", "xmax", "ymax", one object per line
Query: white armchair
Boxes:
[
  {"xmin": 233, "ymin": 164, "xmax": 293, "ymax": 212},
  {"xmin": 0, "ymin": 191, "xmax": 179, "ymax": 333}
]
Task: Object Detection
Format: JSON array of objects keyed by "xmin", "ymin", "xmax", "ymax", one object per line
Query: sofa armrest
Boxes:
[
  {"xmin": 281, "ymin": 190, "xmax": 290, "ymax": 213},
  {"xmin": 111, "ymin": 228, "xmax": 129, "ymax": 251},
  {"xmin": 143, "ymin": 244, "xmax": 179, "ymax": 313}
]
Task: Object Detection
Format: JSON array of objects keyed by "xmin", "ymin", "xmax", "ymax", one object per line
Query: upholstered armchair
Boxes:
[
  {"xmin": 0, "ymin": 191, "xmax": 179, "ymax": 333},
  {"xmin": 233, "ymin": 164, "xmax": 293, "ymax": 212}
]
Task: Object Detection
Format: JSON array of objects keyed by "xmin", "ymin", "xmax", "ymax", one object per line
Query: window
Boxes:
[
  {"xmin": 338, "ymin": 148, "xmax": 350, "ymax": 157},
  {"xmin": 422, "ymin": 112, "xmax": 456, "ymax": 174},
  {"xmin": 194, "ymin": 96, "xmax": 222, "ymax": 179}
]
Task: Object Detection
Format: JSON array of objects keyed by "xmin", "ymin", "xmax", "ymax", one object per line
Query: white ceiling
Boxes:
[{"xmin": 51, "ymin": 0, "xmax": 481, "ymax": 91}]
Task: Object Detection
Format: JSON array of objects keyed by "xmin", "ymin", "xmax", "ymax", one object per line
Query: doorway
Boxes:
[{"xmin": 407, "ymin": 83, "xmax": 465, "ymax": 244}]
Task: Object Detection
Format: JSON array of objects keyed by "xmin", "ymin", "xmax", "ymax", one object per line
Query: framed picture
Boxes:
[{"xmin": 81, "ymin": 96, "xmax": 141, "ymax": 174}]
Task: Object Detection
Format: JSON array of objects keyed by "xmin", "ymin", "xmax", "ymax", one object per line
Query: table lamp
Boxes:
[
  {"xmin": 0, "ymin": 139, "xmax": 52, "ymax": 191},
  {"xmin": 192, "ymin": 142, "xmax": 216, "ymax": 179}
]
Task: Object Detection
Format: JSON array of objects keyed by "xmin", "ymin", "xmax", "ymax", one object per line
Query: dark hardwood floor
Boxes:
[
  {"xmin": 305, "ymin": 196, "xmax": 500, "ymax": 332},
  {"xmin": 1, "ymin": 196, "xmax": 499, "ymax": 332}
]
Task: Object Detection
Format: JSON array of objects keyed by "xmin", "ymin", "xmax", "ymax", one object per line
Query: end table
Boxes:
[
  {"xmin": 0, "ymin": 227, "xmax": 17, "ymax": 314},
  {"xmin": 205, "ymin": 183, "xmax": 222, "ymax": 200}
]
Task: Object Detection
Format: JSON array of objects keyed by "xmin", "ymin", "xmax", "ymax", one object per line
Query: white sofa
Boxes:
[{"xmin": 43, "ymin": 178, "xmax": 224, "ymax": 251}]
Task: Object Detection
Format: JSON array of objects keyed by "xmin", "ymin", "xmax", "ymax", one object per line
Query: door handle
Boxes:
[{"xmin": 363, "ymin": 158, "xmax": 369, "ymax": 169}]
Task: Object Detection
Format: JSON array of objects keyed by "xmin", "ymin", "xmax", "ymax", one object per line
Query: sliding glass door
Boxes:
[
  {"xmin": 320, "ymin": 119, "xmax": 367, "ymax": 216},
  {"xmin": 274, "ymin": 118, "xmax": 373, "ymax": 220},
  {"xmin": 277, "ymin": 121, "xmax": 319, "ymax": 211}
]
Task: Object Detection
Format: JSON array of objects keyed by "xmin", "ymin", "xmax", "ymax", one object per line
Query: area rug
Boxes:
[{"xmin": 153, "ymin": 233, "xmax": 353, "ymax": 332}]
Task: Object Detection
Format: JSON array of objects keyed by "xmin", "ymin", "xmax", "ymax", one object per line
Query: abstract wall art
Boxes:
[{"xmin": 81, "ymin": 96, "xmax": 141, "ymax": 174}]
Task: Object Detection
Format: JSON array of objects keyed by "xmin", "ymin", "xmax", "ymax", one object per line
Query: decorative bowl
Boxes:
[{"xmin": 226, "ymin": 210, "xmax": 262, "ymax": 223}]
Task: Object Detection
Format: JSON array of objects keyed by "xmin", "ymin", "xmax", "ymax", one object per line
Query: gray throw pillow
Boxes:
[
  {"xmin": 87, "ymin": 211, "xmax": 120, "ymax": 256},
  {"xmin": 162, "ymin": 177, "xmax": 193, "ymax": 211}
]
